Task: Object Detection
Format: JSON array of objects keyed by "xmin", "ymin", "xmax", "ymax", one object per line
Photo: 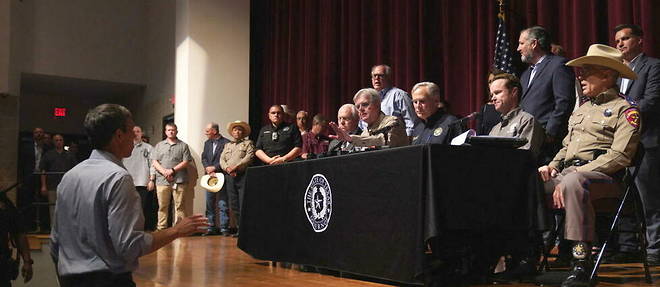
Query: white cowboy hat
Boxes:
[
  {"xmin": 566, "ymin": 44, "xmax": 637, "ymax": 80},
  {"xmin": 226, "ymin": 120, "xmax": 251, "ymax": 137},
  {"xmin": 200, "ymin": 174, "xmax": 224, "ymax": 193}
]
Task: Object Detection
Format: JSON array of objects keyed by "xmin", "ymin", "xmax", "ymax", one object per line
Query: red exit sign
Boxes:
[{"xmin": 54, "ymin": 107, "xmax": 67, "ymax": 117}]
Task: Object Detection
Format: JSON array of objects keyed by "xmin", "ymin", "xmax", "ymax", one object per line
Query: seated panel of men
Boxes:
[
  {"xmin": 537, "ymin": 44, "xmax": 640, "ymax": 287},
  {"xmin": 410, "ymin": 81, "xmax": 462, "ymax": 145},
  {"xmin": 488, "ymin": 73, "xmax": 545, "ymax": 157},
  {"xmin": 331, "ymin": 88, "xmax": 408, "ymax": 148}
]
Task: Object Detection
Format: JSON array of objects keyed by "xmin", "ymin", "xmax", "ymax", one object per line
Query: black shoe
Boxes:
[
  {"xmin": 560, "ymin": 260, "xmax": 593, "ymax": 287},
  {"xmin": 221, "ymin": 229, "xmax": 232, "ymax": 236},
  {"xmin": 202, "ymin": 230, "xmax": 220, "ymax": 236},
  {"xmin": 232, "ymin": 232, "xmax": 239, "ymax": 238},
  {"xmin": 647, "ymin": 254, "xmax": 660, "ymax": 266},
  {"xmin": 491, "ymin": 259, "xmax": 538, "ymax": 283}
]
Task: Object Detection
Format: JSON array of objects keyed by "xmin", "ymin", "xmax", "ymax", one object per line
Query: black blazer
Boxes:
[
  {"xmin": 520, "ymin": 54, "xmax": 576, "ymax": 139},
  {"xmin": 620, "ymin": 54, "xmax": 660, "ymax": 148},
  {"xmin": 201, "ymin": 137, "xmax": 229, "ymax": 171}
]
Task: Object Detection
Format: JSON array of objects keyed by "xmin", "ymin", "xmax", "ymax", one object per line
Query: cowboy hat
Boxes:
[
  {"xmin": 227, "ymin": 120, "xmax": 251, "ymax": 137},
  {"xmin": 200, "ymin": 174, "xmax": 224, "ymax": 193},
  {"xmin": 566, "ymin": 44, "xmax": 637, "ymax": 80}
]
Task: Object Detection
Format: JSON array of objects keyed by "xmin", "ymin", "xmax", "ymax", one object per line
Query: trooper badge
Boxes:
[{"xmin": 304, "ymin": 174, "xmax": 333, "ymax": 232}]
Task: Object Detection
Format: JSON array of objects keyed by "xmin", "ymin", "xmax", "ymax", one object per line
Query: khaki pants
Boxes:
[
  {"xmin": 156, "ymin": 184, "xmax": 186, "ymax": 230},
  {"xmin": 545, "ymin": 168, "xmax": 622, "ymax": 242}
]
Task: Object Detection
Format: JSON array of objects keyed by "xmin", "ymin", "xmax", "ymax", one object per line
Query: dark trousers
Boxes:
[
  {"xmin": 618, "ymin": 147, "xmax": 660, "ymax": 254},
  {"xmin": 17, "ymin": 175, "xmax": 49, "ymax": 231},
  {"xmin": 136, "ymin": 186, "xmax": 157, "ymax": 231},
  {"xmin": 59, "ymin": 271, "xmax": 135, "ymax": 287},
  {"xmin": 226, "ymin": 173, "xmax": 246, "ymax": 226}
]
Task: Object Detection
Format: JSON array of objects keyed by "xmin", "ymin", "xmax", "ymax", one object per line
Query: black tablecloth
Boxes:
[{"xmin": 238, "ymin": 144, "xmax": 546, "ymax": 284}]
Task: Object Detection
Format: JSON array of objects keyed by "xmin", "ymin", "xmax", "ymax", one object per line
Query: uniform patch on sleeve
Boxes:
[{"xmin": 624, "ymin": 108, "xmax": 640, "ymax": 129}]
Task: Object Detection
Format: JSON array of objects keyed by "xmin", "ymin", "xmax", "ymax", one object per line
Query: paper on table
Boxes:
[{"xmin": 450, "ymin": 129, "xmax": 476, "ymax": 146}]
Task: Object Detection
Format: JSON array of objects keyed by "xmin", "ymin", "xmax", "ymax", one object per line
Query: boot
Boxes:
[{"xmin": 561, "ymin": 242, "xmax": 593, "ymax": 287}]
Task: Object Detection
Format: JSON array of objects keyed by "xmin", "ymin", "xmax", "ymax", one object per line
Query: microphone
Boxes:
[{"xmin": 450, "ymin": 112, "xmax": 480, "ymax": 126}]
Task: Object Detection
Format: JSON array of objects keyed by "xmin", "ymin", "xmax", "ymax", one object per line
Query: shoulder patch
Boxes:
[{"xmin": 624, "ymin": 107, "xmax": 641, "ymax": 129}]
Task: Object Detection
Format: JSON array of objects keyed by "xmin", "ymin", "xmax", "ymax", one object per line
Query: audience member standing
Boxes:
[
  {"xmin": 201, "ymin": 123, "xmax": 230, "ymax": 236},
  {"xmin": 17, "ymin": 128, "xmax": 45, "ymax": 231},
  {"xmin": 122, "ymin": 126, "xmax": 157, "ymax": 231},
  {"xmin": 51, "ymin": 104, "xmax": 207, "ymax": 287},
  {"xmin": 39, "ymin": 134, "xmax": 77, "ymax": 232},
  {"xmin": 220, "ymin": 121, "xmax": 255, "ymax": 237},
  {"xmin": 151, "ymin": 123, "xmax": 193, "ymax": 231}
]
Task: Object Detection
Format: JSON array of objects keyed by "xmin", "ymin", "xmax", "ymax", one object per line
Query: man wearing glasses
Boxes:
[
  {"xmin": 255, "ymin": 105, "xmax": 302, "ymax": 165},
  {"xmin": 538, "ymin": 44, "xmax": 640, "ymax": 287},
  {"xmin": 366, "ymin": 64, "xmax": 418, "ymax": 137}
]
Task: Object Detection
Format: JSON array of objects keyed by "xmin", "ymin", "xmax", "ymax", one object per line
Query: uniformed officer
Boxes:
[
  {"xmin": 255, "ymin": 105, "xmax": 303, "ymax": 165},
  {"xmin": 538, "ymin": 44, "xmax": 641, "ymax": 287},
  {"xmin": 330, "ymin": 88, "xmax": 408, "ymax": 148},
  {"xmin": 410, "ymin": 82, "xmax": 463, "ymax": 145}
]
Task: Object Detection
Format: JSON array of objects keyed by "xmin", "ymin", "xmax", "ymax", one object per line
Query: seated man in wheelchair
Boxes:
[{"xmin": 537, "ymin": 44, "xmax": 641, "ymax": 287}]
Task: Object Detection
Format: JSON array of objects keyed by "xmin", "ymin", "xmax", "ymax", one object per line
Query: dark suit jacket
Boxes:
[
  {"xmin": 620, "ymin": 54, "xmax": 660, "ymax": 148},
  {"xmin": 520, "ymin": 54, "xmax": 576, "ymax": 139},
  {"xmin": 201, "ymin": 136, "xmax": 229, "ymax": 171}
]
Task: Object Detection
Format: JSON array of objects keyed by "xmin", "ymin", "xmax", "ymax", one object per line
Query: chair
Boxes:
[{"xmin": 589, "ymin": 161, "xmax": 652, "ymax": 284}]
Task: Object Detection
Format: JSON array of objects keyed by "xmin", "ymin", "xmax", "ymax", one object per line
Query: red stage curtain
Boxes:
[{"xmin": 249, "ymin": 0, "xmax": 660, "ymax": 127}]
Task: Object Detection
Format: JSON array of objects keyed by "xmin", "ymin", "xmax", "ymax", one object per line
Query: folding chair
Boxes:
[{"xmin": 589, "ymin": 153, "xmax": 652, "ymax": 284}]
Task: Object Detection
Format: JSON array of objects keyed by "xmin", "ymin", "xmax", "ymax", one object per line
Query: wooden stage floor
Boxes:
[{"xmin": 133, "ymin": 236, "xmax": 660, "ymax": 287}]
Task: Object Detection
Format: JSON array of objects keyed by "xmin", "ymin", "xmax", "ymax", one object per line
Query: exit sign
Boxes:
[{"xmin": 54, "ymin": 107, "xmax": 67, "ymax": 117}]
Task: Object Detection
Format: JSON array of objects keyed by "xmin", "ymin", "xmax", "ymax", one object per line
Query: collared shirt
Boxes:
[
  {"xmin": 151, "ymin": 138, "xmax": 193, "ymax": 185},
  {"xmin": 50, "ymin": 150, "xmax": 153, "ymax": 276},
  {"xmin": 548, "ymin": 88, "xmax": 641, "ymax": 175},
  {"xmin": 359, "ymin": 87, "xmax": 418, "ymax": 136},
  {"xmin": 488, "ymin": 107, "xmax": 545, "ymax": 156},
  {"xmin": 302, "ymin": 132, "xmax": 330, "ymax": 155},
  {"xmin": 255, "ymin": 123, "xmax": 302, "ymax": 158},
  {"xmin": 620, "ymin": 53, "xmax": 643, "ymax": 94},
  {"xmin": 328, "ymin": 128, "xmax": 362, "ymax": 152},
  {"xmin": 122, "ymin": 142, "xmax": 154, "ymax": 187},
  {"xmin": 528, "ymin": 55, "xmax": 547, "ymax": 87},
  {"xmin": 412, "ymin": 110, "xmax": 460, "ymax": 145},
  {"xmin": 351, "ymin": 113, "xmax": 409, "ymax": 147},
  {"xmin": 40, "ymin": 149, "xmax": 77, "ymax": 190},
  {"xmin": 220, "ymin": 138, "xmax": 255, "ymax": 173}
]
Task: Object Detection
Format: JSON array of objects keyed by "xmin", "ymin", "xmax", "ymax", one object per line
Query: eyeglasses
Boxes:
[
  {"xmin": 355, "ymin": 102, "xmax": 371, "ymax": 109},
  {"xmin": 371, "ymin": 73, "xmax": 386, "ymax": 79}
]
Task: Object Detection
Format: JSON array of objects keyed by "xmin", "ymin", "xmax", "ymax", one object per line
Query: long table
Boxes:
[{"xmin": 238, "ymin": 144, "xmax": 545, "ymax": 284}]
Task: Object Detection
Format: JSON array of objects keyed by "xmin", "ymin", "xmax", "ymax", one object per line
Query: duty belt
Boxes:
[{"xmin": 562, "ymin": 159, "xmax": 591, "ymax": 168}]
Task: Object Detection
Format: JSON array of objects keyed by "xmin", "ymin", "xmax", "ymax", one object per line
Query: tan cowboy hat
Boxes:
[
  {"xmin": 200, "ymin": 174, "xmax": 224, "ymax": 193},
  {"xmin": 566, "ymin": 44, "xmax": 637, "ymax": 80},
  {"xmin": 226, "ymin": 120, "xmax": 251, "ymax": 137}
]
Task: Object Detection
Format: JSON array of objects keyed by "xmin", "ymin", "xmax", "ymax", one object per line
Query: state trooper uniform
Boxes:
[{"xmin": 546, "ymin": 88, "xmax": 640, "ymax": 243}]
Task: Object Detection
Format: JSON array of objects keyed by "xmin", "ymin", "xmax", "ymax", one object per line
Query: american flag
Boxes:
[{"xmin": 493, "ymin": 11, "xmax": 514, "ymax": 74}]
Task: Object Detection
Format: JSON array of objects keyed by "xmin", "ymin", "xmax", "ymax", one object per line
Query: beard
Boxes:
[{"xmin": 520, "ymin": 53, "xmax": 533, "ymax": 64}]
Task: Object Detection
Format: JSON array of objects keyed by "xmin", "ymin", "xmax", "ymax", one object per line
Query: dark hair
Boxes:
[
  {"xmin": 614, "ymin": 24, "xmax": 643, "ymax": 37},
  {"xmin": 210, "ymin": 123, "xmax": 219, "ymax": 133},
  {"xmin": 312, "ymin": 114, "xmax": 327, "ymax": 126},
  {"xmin": 84, "ymin": 104, "xmax": 132, "ymax": 149},
  {"xmin": 523, "ymin": 26, "xmax": 551, "ymax": 52},
  {"xmin": 490, "ymin": 73, "xmax": 523, "ymax": 98},
  {"xmin": 165, "ymin": 122, "xmax": 177, "ymax": 129}
]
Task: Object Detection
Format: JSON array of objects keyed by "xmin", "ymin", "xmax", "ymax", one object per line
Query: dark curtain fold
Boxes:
[{"xmin": 249, "ymin": 0, "xmax": 660, "ymax": 129}]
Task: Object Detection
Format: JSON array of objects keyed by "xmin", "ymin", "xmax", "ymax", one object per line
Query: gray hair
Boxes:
[
  {"xmin": 338, "ymin": 104, "xmax": 359, "ymax": 119},
  {"xmin": 371, "ymin": 64, "xmax": 392, "ymax": 76},
  {"xmin": 411, "ymin": 82, "xmax": 441, "ymax": 101},
  {"xmin": 353, "ymin": 88, "xmax": 381, "ymax": 106}
]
